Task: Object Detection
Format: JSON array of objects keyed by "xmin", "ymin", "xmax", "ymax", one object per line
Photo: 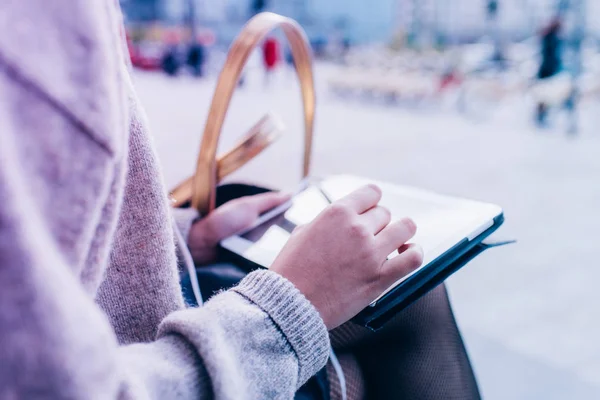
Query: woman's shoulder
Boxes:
[{"xmin": 0, "ymin": 0, "xmax": 127, "ymax": 156}]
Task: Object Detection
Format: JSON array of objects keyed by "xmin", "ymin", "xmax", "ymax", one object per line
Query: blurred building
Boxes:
[
  {"xmin": 198, "ymin": 0, "xmax": 398, "ymax": 45},
  {"xmin": 120, "ymin": 0, "xmax": 163, "ymax": 22},
  {"xmin": 120, "ymin": 0, "xmax": 600, "ymax": 45}
]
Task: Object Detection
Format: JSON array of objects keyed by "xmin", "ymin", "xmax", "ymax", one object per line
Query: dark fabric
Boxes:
[
  {"xmin": 295, "ymin": 368, "xmax": 330, "ymax": 400},
  {"xmin": 329, "ymin": 285, "xmax": 481, "ymax": 400},
  {"xmin": 326, "ymin": 353, "xmax": 365, "ymax": 400},
  {"xmin": 181, "ymin": 263, "xmax": 246, "ymax": 303},
  {"xmin": 215, "ymin": 183, "xmax": 272, "ymax": 207}
]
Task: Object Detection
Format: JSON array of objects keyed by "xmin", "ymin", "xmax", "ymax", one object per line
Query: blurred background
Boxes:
[{"xmin": 120, "ymin": 1, "xmax": 600, "ymax": 398}]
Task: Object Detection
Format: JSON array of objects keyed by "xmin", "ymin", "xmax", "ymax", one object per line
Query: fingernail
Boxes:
[{"xmin": 401, "ymin": 217, "xmax": 417, "ymax": 234}]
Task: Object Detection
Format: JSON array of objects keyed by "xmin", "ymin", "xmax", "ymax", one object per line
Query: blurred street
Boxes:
[{"xmin": 134, "ymin": 64, "xmax": 600, "ymax": 399}]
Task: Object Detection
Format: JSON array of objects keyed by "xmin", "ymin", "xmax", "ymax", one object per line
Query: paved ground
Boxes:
[{"xmin": 134, "ymin": 64, "xmax": 600, "ymax": 399}]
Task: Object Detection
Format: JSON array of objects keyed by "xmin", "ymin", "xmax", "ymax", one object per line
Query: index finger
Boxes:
[{"xmin": 337, "ymin": 184, "xmax": 382, "ymax": 214}]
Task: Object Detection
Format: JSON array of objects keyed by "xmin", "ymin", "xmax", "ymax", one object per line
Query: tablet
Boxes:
[{"xmin": 220, "ymin": 174, "xmax": 504, "ymax": 328}]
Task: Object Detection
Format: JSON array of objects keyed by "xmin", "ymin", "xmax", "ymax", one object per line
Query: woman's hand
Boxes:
[
  {"xmin": 270, "ymin": 184, "xmax": 423, "ymax": 330},
  {"xmin": 188, "ymin": 192, "xmax": 291, "ymax": 265}
]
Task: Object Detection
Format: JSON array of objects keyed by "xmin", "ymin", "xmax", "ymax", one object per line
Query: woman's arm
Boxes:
[
  {"xmin": 0, "ymin": 39, "xmax": 422, "ymax": 399},
  {"xmin": 0, "ymin": 3, "xmax": 423, "ymax": 398},
  {"xmin": 0, "ymin": 63, "xmax": 329, "ymax": 399},
  {"xmin": 119, "ymin": 271, "xmax": 329, "ymax": 399},
  {"xmin": 0, "ymin": 3, "xmax": 330, "ymax": 397}
]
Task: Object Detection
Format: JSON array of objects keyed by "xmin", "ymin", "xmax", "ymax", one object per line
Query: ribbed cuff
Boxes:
[
  {"xmin": 232, "ymin": 270, "xmax": 330, "ymax": 385},
  {"xmin": 171, "ymin": 207, "xmax": 200, "ymax": 243}
]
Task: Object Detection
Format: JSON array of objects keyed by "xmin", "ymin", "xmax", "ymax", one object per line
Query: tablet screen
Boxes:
[{"xmin": 242, "ymin": 185, "xmax": 330, "ymax": 243}]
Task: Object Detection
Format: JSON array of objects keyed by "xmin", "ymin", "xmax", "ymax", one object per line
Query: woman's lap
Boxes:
[{"xmin": 328, "ymin": 284, "xmax": 481, "ymax": 400}]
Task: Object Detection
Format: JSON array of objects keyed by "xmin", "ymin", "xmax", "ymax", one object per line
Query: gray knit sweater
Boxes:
[{"xmin": 0, "ymin": 1, "xmax": 329, "ymax": 399}]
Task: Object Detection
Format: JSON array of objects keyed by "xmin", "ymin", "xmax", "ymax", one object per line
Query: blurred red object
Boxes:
[
  {"xmin": 439, "ymin": 70, "xmax": 463, "ymax": 92},
  {"xmin": 262, "ymin": 37, "xmax": 279, "ymax": 70},
  {"xmin": 125, "ymin": 27, "xmax": 177, "ymax": 71},
  {"xmin": 129, "ymin": 41, "xmax": 163, "ymax": 70}
]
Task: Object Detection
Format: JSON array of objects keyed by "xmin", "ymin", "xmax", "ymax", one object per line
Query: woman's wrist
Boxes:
[{"xmin": 232, "ymin": 270, "xmax": 330, "ymax": 383}]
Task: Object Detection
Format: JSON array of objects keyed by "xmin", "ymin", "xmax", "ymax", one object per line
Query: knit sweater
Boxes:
[{"xmin": 0, "ymin": 1, "xmax": 329, "ymax": 399}]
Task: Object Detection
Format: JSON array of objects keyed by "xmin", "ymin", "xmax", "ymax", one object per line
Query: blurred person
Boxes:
[
  {"xmin": 187, "ymin": 41, "xmax": 205, "ymax": 78},
  {"xmin": 162, "ymin": 45, "xmax": 180, "ymax": 76},
  {"xmin": 0, "ymin": 2, "xmax": 482, "ymax": 400},
  {"xmin": 251, "ymin": 0, "xmax": 267, "ymax": 17},
  {"xmin": 262, "ymin": 36, "xmax": 279, "ymax": 85},
  {"xmin": 537, "ymin": 19, "xmax": 563, "ymax": 84},
  {"xmin": 534, "ymin": 18, "xmax": 565, "ymax": 126},
  {"xmin": 162, "ymin": 31, "xmax": 181, "ymax": 76}
]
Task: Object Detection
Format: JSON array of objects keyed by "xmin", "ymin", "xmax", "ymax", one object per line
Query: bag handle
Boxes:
[
  {"xmin": 191, "ymin": 12, "xmax": 315, "ymax": 214},
  {"xmin": 169, "ymin": 114, "xmax": 283, "ymax": 208}
]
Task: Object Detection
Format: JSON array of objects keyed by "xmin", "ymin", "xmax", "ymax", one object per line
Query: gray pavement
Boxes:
[{"xmin": 134, "ymin": 65, "xmax": 600, "ymax": 399}]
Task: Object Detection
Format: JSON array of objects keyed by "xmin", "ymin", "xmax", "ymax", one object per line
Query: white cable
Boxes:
[
  {"xmin": 329, "ymin": 348, "xmax": 347, "ymax": 400},
  {"xmin": 173, "ymin": 220, "xmax": 203, "ymax": 306}
]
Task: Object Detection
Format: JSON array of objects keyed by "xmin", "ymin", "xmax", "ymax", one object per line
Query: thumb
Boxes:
[{"xmin": 202, "ymin": 191, "xmax": 291, "ymax": 242}]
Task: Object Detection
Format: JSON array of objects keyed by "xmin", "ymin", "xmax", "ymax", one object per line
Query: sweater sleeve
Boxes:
[
  {"xmin": 0, "ymin": 7, "xmax": 330, "ymax": 398},
  {"xmin": 0, "ymin": 61, "xmax": 329, "ymax": 399},
  {"xmin": 119, "ymin": 271, "xmax": 329, "ymax": 399}
]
